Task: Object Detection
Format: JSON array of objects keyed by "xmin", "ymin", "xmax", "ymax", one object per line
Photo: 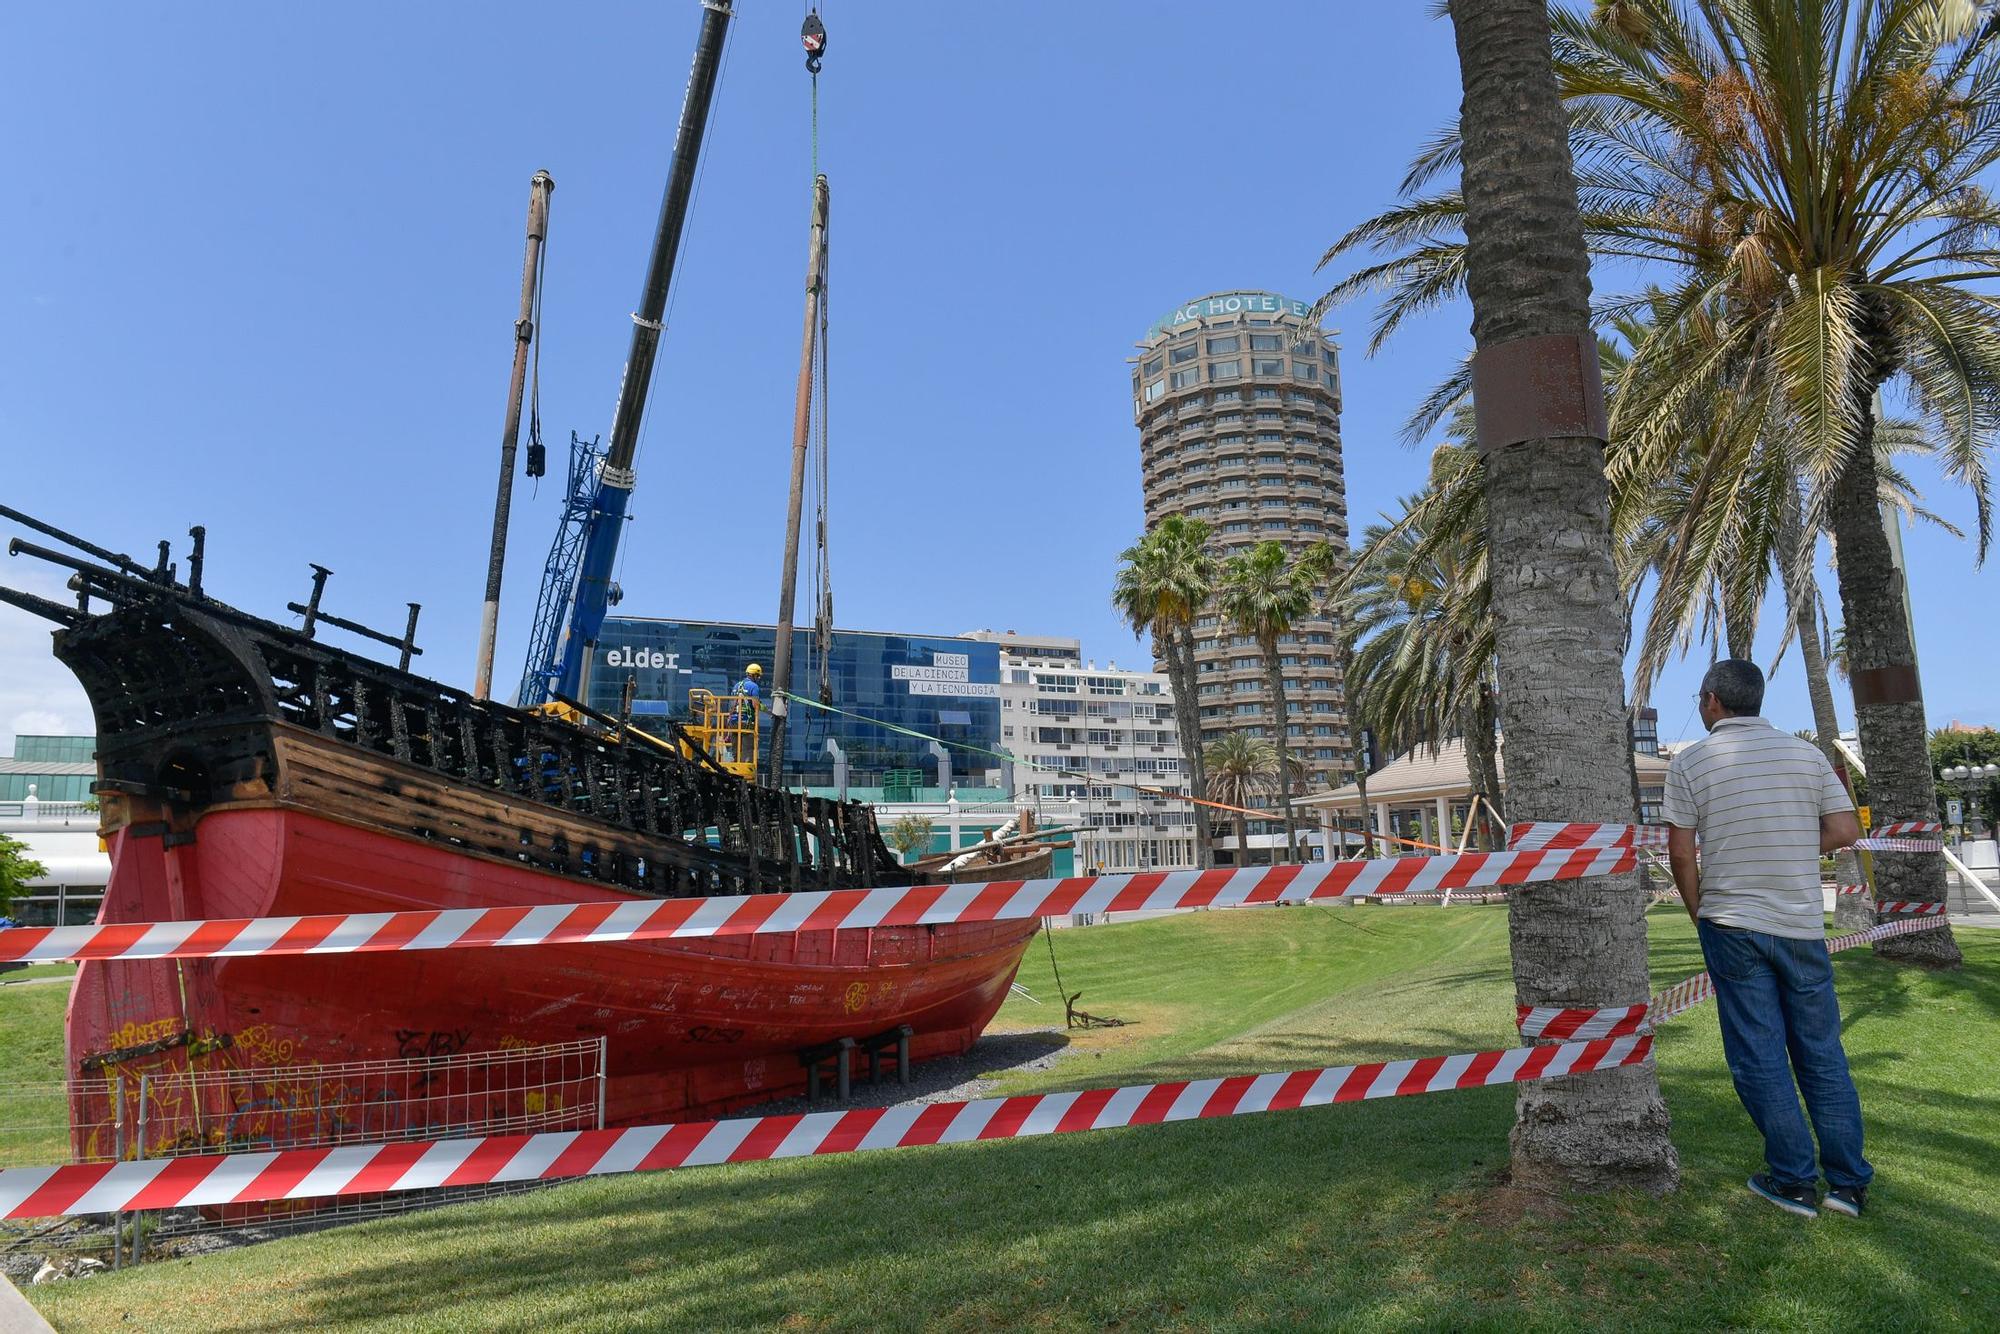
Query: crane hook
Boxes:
[{"xmin": 802, "ymin": 11, "xmax": 827, "ymax": 74}]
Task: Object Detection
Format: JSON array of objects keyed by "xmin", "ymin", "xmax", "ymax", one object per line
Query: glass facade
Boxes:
[
  {"xmin": 1, "ymin": 734, "xmax": 97, "ymax": 802},
  {"xmin": 588, "ymin": 618, "xmax": 1002, "ymax": 787}
]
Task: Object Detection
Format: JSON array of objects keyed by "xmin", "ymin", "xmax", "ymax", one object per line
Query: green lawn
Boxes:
[
  {"xmin": 0, "ymin": 972, "xmax": 71, "ymax": 1166},
  {"xmin": 1, "ymin": 962, "xmax": 79, "ymax": 983},
  {"xmin": 25, "ymin": 908, "xmax": 2000, "ymax": 1332}
]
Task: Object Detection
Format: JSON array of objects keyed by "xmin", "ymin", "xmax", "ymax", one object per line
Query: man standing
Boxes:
[{"xmin": 1664, "ymin": 659, "xmax": 1869, "ymax": 1219}]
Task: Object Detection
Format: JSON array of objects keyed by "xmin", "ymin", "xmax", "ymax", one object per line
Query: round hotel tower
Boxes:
[{"xmin": 1131, "ymin": 290, "xmax": 1355, "ymax": 800}]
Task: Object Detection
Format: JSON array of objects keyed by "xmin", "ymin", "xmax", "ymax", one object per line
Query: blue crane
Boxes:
[{"xmin": 517, "ymin": 0, "xmax": 734, "ymax": 708}]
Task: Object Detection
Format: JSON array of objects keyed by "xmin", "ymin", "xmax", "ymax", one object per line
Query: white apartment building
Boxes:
[{"xmin": 964, "ymin": 631, "xmax": 1198, "ymax": 872}]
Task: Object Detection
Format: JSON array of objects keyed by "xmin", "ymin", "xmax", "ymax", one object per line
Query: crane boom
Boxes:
[{"xmin": 529, "ymin": 0, "xmax": 733, "ymax": 707}]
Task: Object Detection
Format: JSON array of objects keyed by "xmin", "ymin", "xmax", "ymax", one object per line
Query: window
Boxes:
[
  {"xmin": 1253, "ymin": 358, "xmax": 1284, "ymax": 376},
  {"xmin": 1325, "ymin": 345, "xmax": 1338, "ymax": 364},
  {"xmin": 1143, "ymin": 356, "xmax": 1163, "ymax": 376},
  {"xmin": 1256, "ymin": 410, "xmax": 1281, "ymax": 421},
  {"xmin": 1169, "ymin": 368, "xmax": 1201, "ymax": 390},
  {"xmin": 1208, "ymin": 360, "xmax": 1241, "ymax": 381},
  {"xmin": 1144, "ymin": 378, "xmax": 1166, "ymax": 403},
  {"xmin": 1233, "ymin": 703, "xmax": 1262, "ymax": 716},
  {"xmin": 1223, "ymin": 521, "xmax": 1251, "ymax": 533},
  {"xmin": 1171, "ymin": 342, "xmax": 1199, "ymax": 364},
  {"xmin": 1035, "ymin": 673, "xmax": 1078, "ymax": 693},
  {"xmin": 1206, "ymin": 335, "xmax": 1241, "ymax": 354},
  {"xmin": 1249, "ymin": 333, "xmax": 1283, "ymax": 351},
  {"xmin": 1293, "ymin": 362, "xmax": 1318, "ymax": 381},
  {"xmin": 1254, "ymin": 386, "xmax": 1280, "ymax": 400},
  {"xmin": 1256, "ymin": 431, "xmax": 1281, "ymax": 442},
  {"xmin": 1260, "ymin": 498, "xmax": 1287, "ymax": 509},
  {"xmin": 1086, "ymin": 676, "xmax": 1124, "ymax": 696},
  {"xmin": 1263, "ymin": 520, "xmax": 1288, "ymax": 530}
]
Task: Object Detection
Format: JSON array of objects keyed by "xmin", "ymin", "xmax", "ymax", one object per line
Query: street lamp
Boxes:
[{"xmin": 1942, "ymin": 762, "xmax": 2000, "ymax": 836}]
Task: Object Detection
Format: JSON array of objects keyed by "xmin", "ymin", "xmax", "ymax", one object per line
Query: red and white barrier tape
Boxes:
[
  {"xmin": 0, "ymin": 844, "xmax": 1635, "ymax": 966},
  {"xmin": 1508, "ymin": 822, "xmax": 1667, "ymax": 851},
  {"xmin": 1852, "ymin": 837, "xmax": 1945, "ymax": 853},
  {"xmin": 1510, "ymin": 821, "xmax": 1942, "ymax": 855},
  {"xmin": 1515, "ymin": 1002, "xmax": 1649, "ymax": 1041},
  {"xmin": 0, "ymin": 1033, "xmax": 1653, "ymax": 1221},
  {"xmin": 1873, "ymin": 900, "xmax": 1948, "ymax": 916},
  {"xmin": 1517, "ymin": 912, "xmax": 1954, "ymax": 1037},
  {"xmin": 1836, "ymin": 883, "xmax": 1869, "ymax": 895}
]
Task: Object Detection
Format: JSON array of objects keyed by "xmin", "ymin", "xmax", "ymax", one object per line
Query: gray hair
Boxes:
[{"xmin": 1701, "ymin": 658, "xmax": 1765, "ymax": 716}]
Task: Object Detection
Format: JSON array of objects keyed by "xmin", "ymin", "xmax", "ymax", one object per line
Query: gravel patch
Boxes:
[{"xmin": 735, "ymin": 1027, "xmax": 1072, "ymax": 1117}]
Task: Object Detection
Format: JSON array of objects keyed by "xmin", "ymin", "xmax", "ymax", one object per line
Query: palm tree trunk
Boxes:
[
  {"xmin": 1264, "ymin": 642, "xmax": 1297, "ymax": 863},
  {"xmin": 1351, "ymin": 750, "xmax": 1374, "ymax": 858},
  {"xmin": 1336, "ymin": 634, "xmax": 1374, "ymax": 857},
  {"xmin": 1178, "ymin": 625, "xmax": 1215, "ymax": 868},
  {"xmin": 1160, "ymin": 623, "xmax": 1213, "ymax": 868},
  {"xmin": 1824, "ymin": 393, "xmax": 1959, "ymax": 967},
  {"xmin": 1724, "ymin": 596, "xmax": 1755, "ymax": 661},
  {"xmin": 1460, "ymin": 690, "xmax": 1503, "ymax": 852},
  {"xmin": 1477, "ymin": 679, "xmax": 1504, "ymax": 842},
  {"xmin": 1777, "ymin": 496, "xmax": 1869, "ymax": 929},
  {"xmin": 1450, "ymin": 0, "xmax": 1677, "ymax": 1193}
]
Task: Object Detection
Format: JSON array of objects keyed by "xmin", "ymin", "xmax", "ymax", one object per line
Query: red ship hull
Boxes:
[{"xmin": 66, "ymin": 807, "xmax": 1036, "ymax": 1156}]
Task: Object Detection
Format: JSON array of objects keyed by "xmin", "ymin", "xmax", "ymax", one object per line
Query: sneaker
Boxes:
[
  {"xmin": 1747, "ymin": 1174, "xmax": 1819, "ymax": 1217},
  {"xmin": 1823, "ymin": 1185, "xmax": 1867, "ymax": 1217}
]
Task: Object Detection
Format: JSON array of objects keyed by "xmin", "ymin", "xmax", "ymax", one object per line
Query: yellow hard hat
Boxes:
[{"xmin": 746, "ymin": 663, "xmax": 763, "ymax": 676}]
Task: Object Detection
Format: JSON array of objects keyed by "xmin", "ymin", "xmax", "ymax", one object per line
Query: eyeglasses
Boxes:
[{"xmin": 1694, "ymin": 691, "xmax": 1708, "ymax": 706}]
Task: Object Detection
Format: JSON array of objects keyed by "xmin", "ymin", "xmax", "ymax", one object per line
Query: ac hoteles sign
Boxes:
[{"xmin": 1144, "ymin": 290, "xmax": 1315, "ymax": 339}]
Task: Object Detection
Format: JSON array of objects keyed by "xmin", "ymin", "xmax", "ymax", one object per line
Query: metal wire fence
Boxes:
[{"xmin": 0, "ymin": 1039, "xmax": 606, "ymax": 1269}]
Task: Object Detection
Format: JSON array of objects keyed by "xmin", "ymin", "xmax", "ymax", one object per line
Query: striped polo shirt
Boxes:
[{"xmin": 1661, "ymin": 716, "xmax": 1854, "ymax": 939}]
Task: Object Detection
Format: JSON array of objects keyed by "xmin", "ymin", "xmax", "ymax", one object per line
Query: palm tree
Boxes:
[
  {"xmin": 1203, "ymin": 730, "xmax": 1277, "ymax": 867},
  {"xmin": 1434, "ymin": 0, "xmax": 1678, "ymax": 1193},
  {"xmin": 1217, "ymin": 540, "xmax": 1337, "ymax": 864},
  {"xmin": 1112, "ymin": 516, "xmax": 1218, "ymax": 867},
  {"xmin": 1326, "ymin": 2, "xmax": 2000, "ymax": 965},
  {"xmin": 1325, "ymin": 557, "xmax": 1380, "ymax": 857},
  {"xmin": 1338, "ymin": 449, "xmax": 1505, "ymax": 849}
]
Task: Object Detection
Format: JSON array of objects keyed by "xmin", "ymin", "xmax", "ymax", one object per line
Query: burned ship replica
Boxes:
[
  {"xmin": 3, "ymin": 4, "xmax": 1045, "ymax": 1151},
  {"xmin": 2, "ymin": 514, "xmax": 1038, "ymax": 1139}
]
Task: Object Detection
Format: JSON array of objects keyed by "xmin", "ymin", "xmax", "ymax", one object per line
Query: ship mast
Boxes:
[
  {"xmin": 473, "ymin": 169, "xmax": 554, "ymax": 700},
  {"xmin": 767, "ymin": 12, "xmax": 834, "ymax": 787},
  {"xmin": 767, "ymin": 175, "xmax": 829, "ymax": 787}
]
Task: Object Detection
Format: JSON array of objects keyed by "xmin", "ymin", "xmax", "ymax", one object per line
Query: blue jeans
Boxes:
[{"xmin": 1696, "ymin": 919, "xmax": 1873, "ymax": 1192}]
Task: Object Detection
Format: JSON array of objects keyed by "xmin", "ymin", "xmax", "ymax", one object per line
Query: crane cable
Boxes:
[{"xmin": 800, "ymin": 6, "xmax": 835, "ymax": 762}]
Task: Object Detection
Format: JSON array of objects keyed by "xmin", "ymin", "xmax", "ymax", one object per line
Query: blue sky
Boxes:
[{"xmin": 1, "ymin": 1, "xmax": 1992, "ymax": 755}]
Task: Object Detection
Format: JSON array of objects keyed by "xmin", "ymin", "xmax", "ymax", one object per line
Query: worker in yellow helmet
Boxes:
[
  {"xmin": 735, "ymin": 662, "xmax": 764, "ymax": 709},
  {"xmin": 717, "ymin": 663, "xmax": 763, "ymax": 767}
]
